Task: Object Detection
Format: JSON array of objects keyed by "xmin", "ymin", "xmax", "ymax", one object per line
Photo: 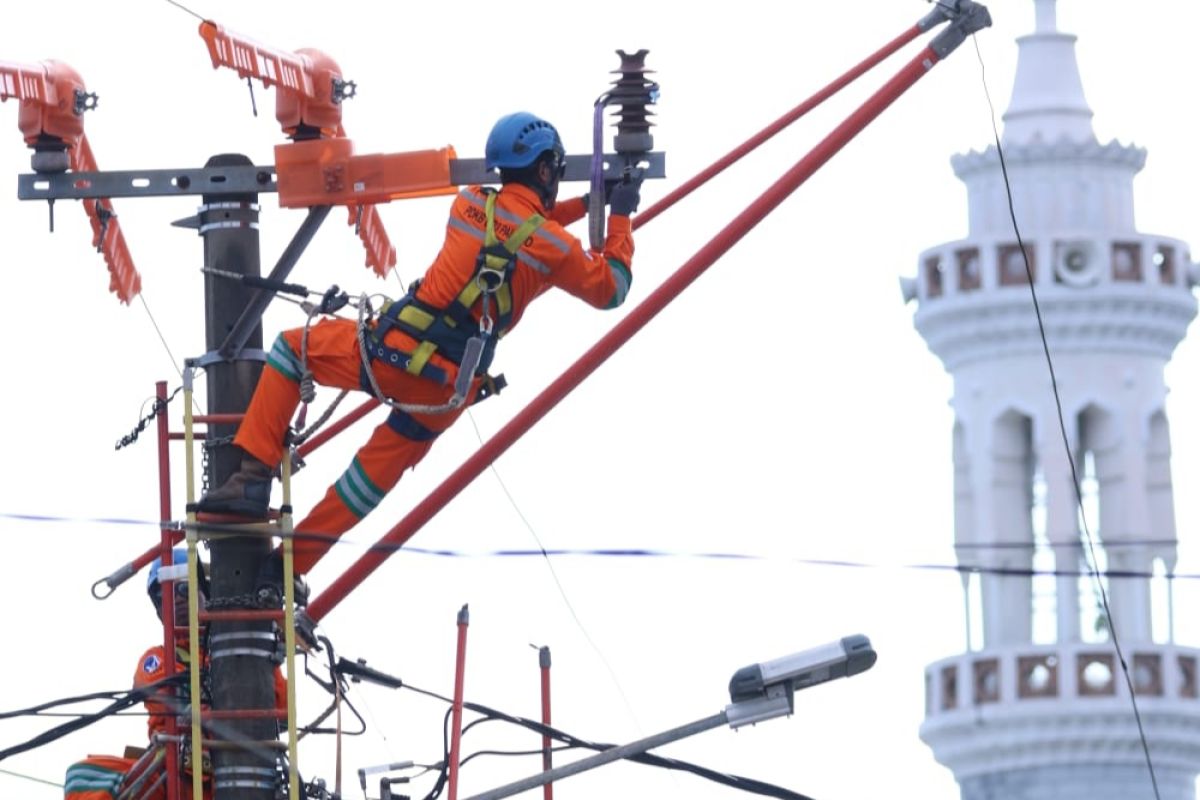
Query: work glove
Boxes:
[
  {"xmin": 608, "ymin": 175, "xmax": 643, "ymax": 216},
  {"xmin": 582, "ymin": 179, "xmax": 622, "ymax": 210}
]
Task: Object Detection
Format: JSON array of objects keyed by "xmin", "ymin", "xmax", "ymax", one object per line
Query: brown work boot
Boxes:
[{"xmin": 196, "ymin": 457, "xmax": 273, "ymax": 518}]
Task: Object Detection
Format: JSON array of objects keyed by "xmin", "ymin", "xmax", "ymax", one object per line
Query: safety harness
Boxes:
[{"xmin": 358, "ymin": 189, "xmax": 543, "ymax": 414}]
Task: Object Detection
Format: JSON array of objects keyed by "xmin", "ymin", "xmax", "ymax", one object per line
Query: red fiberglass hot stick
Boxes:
[{"xmin": 306, "ymin": 1, "xmax": 993, "ymax": 623}]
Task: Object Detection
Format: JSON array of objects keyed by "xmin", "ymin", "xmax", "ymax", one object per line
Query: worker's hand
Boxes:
[
  {"xmin": 608, "ymin": 175, "xmax": 643, "ymax": 216},
  {"xmin": 582, "ymin": 179, "xmax": 623, "ymax": 210},
  {"xmin": 602, "ymin": 178, "xmax": 622, "ymax": 202}
]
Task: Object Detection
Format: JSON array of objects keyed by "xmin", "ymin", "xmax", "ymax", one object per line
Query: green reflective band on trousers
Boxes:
[
  {"xmin": 64, "ymin": 765, "xmax": 123, "ymax": 793},
  {"xmin": 267, "ymin": 334, "xmax": 303, "ymax": 382},
  {"xmin": 334, "ymin": 457, "xmax": 386, "ymax": 519}
]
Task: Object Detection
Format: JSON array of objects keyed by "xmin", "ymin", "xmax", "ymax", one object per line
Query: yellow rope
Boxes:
[
  {"xmin": 281, "ymin": 453, "xmax": 300, "ymax": 800},
  {"xmin": 182, "ymin": 369, "xmax": 204, "ymax": 800}
]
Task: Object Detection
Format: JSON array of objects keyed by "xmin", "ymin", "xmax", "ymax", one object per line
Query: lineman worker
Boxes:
[
  {"xmin": 135, "ymin": 549, "xmax": 287, "ymax": 798},
  {"xmin": 197, "ymin": 111, "xmax": 642, "ymax": 590},
  {"xmin": 64, "ymin": 550, "xmax": 287, "ymax": 799}
]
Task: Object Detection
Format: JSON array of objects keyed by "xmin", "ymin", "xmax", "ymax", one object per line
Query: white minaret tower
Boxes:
[{"xmin": 908, "ymin": 2, "xmax": 1200, "ymax": 798}]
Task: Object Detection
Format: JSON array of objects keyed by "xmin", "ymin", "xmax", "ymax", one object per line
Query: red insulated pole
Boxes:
[
  {"xmin": 632, "ymin": 23, "xmax": 924, "ymax": 231},
  {"xmin": 156, "ymin": 381, "xmax": 181, "ymax": 800},
  {"xmin": 539, "ymin": 646, "xmax": 553, "ymax": 800},
  {"xmin": 306, "ymin": 44, "xmax": 945, "ymax": 623},
  {"xmin": 447, "ymin": 605, "xmax": 470, "ymax": 800}
]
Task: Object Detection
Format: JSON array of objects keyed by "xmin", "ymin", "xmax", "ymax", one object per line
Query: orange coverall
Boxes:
[
  {"xmin": 63, "ymin": 641, "xmax": 289, "ymax": 800},
  {"xmin": 233, "ymin": 184, "xmax": 634, "ymax": 574},
  {"xmin": 131, "ymin": 642, "xmax": 288, "ymax": 798}
]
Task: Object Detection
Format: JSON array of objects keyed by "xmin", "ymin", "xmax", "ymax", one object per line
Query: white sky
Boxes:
[{"xmin": 4, "ymin": 1, "xmax": 1200, "ymax": 799}]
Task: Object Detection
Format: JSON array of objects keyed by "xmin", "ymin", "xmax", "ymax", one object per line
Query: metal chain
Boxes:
[
  {"xmin": 115, "ymin": 386, "xmax": 182, "ymax": 451},
  {"xmin": 200, "ymin": 434, "xmax": 235, "ymax": 495},
  {"xmin": 206, "ymin": 592, "xmax": 274, "ymax": 610}
]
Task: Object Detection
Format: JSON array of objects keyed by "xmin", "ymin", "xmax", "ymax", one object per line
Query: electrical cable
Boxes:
[
  {"xmin": 162, "ymin": 0, "xmax": 206, "ymax": 22},
  {"xmin": 461, "ymin": 411, "xmax": 645, "ymax": 735},
  {"xmin": 0, "ymin": 675, "xmax": 185, "ymax": 762},
  {"xmin": 138, "ymin": 293, "xmax": 185, "ymax": 381},
  {"xmin": 2, "ymin": 508, "xmax": 1196, "ymax": 581},
  {"xmin": 458, "ymin": 744, "xmax": 574, "ymax": 768},
  {"xmin": 297, "ymin": 637, "xmax": 367, "ymax": 738},
  {"xmin": 402, "ymin": 683, "xmax": 814, "ymax": 800},
  {"xmin": 0, "ymin": 686, "xmax": 161, "ymax": 720},
  {"xmin": 971, "ymin": 35, "xmax": 1162, "ymax": 800},
  {"xmin": 4, "ymin": 507, "xmax": 1189, "ymax": 557},
  {"xmin": 461, "ymin": 698, "xmax": 814, "ymax": 800},
  {"xmin": 0, "ymin": 766, "xmax": 61, "ymax": 789}
]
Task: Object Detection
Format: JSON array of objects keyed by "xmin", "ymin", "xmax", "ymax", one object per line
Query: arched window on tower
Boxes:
[
  {"xmin": 985, "ymin": 410, "xmax": 1037, "ymax": 646},
  {"xmin": 957, "ymin": 247, "xmax": 981, "ymax": 292},
  {"xmin": 998, "ymin": 243, "xmax": 1035, "ymax": 286},
  {"xmin": 924, "ymin": 254, "xmax": 944, "ymax": 298},
  {"xmin": 1155, "ymin": 245, "xmax": 1176, "ymax": 285},
  {"xmin": 1076, "ymin": 405, "xmax": 1115, "ymax": 644},
  {"xmin": 1030, "ymin": 463, "xmax": 1056, "ymax": 644},
  {"xmin": 1112, "ymin": 241, "xmax": 1142, "ymax": 282}
]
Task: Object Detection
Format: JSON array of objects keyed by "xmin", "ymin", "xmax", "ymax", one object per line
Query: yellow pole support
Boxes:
[
  {"xmin": 182, "ymin": 368, "xmax": 204, "ymax": 800},
  {"xmin": 281, "ymin": 451, "xmax": 300, "ymax": 800}
]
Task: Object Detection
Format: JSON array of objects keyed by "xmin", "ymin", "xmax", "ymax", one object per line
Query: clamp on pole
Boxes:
[{"xmin": 928, "ymin": 0, "xmax": 993, "ymax": 58}]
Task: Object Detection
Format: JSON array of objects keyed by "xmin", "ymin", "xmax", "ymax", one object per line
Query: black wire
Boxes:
[
  {"xmin": 971, "ymin": 36, "xmax": 1162, "ymax": 800},
  {"xmin": 294, "ymin": 636, "xmax": 367, "ymax": 737},
  {"xmin": 415, "ymin": 706, "xmax": 455, "ymax": 800},
  {"xmin": 458, "ymin": 699, "xmax": 815, "ymax": 800},
  {"xmin": 459, "ymin": 744, "xmax": 575, "ymax": 768},
  {"xmin": 404, "ymin": 682, "xmax": 813, "ymax": 800},
  {"xmin": 0, "ymin": 675, "xmax": 185, "ymax": 762},
  {"xmin": 0, "ymin": 686, "xmax": 161, "ymax": 720}
]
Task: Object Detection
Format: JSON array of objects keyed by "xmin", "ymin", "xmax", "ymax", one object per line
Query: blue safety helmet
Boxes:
[
  {"xmin": 484, "ymin": 112, "xmax": 565, "ymax": 171},
  {"xmin": 147, "ymin": 547, "xmax": 207, "ymax": 600}
]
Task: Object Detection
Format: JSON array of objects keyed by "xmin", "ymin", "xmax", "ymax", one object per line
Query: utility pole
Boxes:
[{"xmin": 197, "ymin": 152, "xmax": 277, "ymax": 800}]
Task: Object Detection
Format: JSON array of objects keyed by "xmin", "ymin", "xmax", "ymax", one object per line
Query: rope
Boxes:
[{"xmin": 286, "ymin": 291, "xmax": 362, "ymax": 451}]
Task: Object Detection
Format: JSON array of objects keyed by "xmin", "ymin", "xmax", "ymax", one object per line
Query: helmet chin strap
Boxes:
[
  {"xmin": 536, "ymin": 179, "xmax": 557, "ymax": 210},
  {"xmin": 531, "ymin": 153, "xmax": 561, "ymax": 209}
]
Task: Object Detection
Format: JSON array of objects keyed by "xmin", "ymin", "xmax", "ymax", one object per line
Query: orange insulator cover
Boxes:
[
  {"xmin": 1, "ymin": 59, "xmax": 141, "ymax": 303},
  {"xmin": 199, "ymin": 21, "xmax": 345, "ymax": 136},
  {"xmin": 73, "ymin": 137, "xmax": 141, "ymax": 303},
  {"xmin": 277, "ymin": 48, "xmax": 343, "ymax": 136},
  {"xmin": 0, "ymin": 59, "xmax": 86, "ymax": 145},
  {"xmin": 274, "ymin": 139, "xmax": 457, "ymax": 208}
]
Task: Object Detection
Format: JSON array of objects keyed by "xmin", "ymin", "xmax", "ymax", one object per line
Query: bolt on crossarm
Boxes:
[{"xmin": 305, "ymin": 1, "xmax": 993, "ymax": 623}]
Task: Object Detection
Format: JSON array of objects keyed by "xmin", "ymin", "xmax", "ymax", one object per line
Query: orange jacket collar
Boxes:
[{"xmin": 499, "ymin": 182, "xmax": 549, "ymax": 215}]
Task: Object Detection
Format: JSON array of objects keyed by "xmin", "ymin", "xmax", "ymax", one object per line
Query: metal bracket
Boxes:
[
  {"xmin": 724, "ymin": 688, "xmax": 794, "ymax": 730},
  {"xmin": 190, "ymin": 348, "xmax": 268, "ymax": 369},
  {"xmin": 449, "ymin": 151, "xmax": 667, "ymax": 186},
  {"xmin": 19, "ymin": 164, "xmax": 278, "ymax": 201},
  {"xmin": 929, "ymin": 1, "xmax": 993, "ymax": 58},
  {"xmin": 21, "ymin": 151, "xmax": 664, "ymax": 204}
]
